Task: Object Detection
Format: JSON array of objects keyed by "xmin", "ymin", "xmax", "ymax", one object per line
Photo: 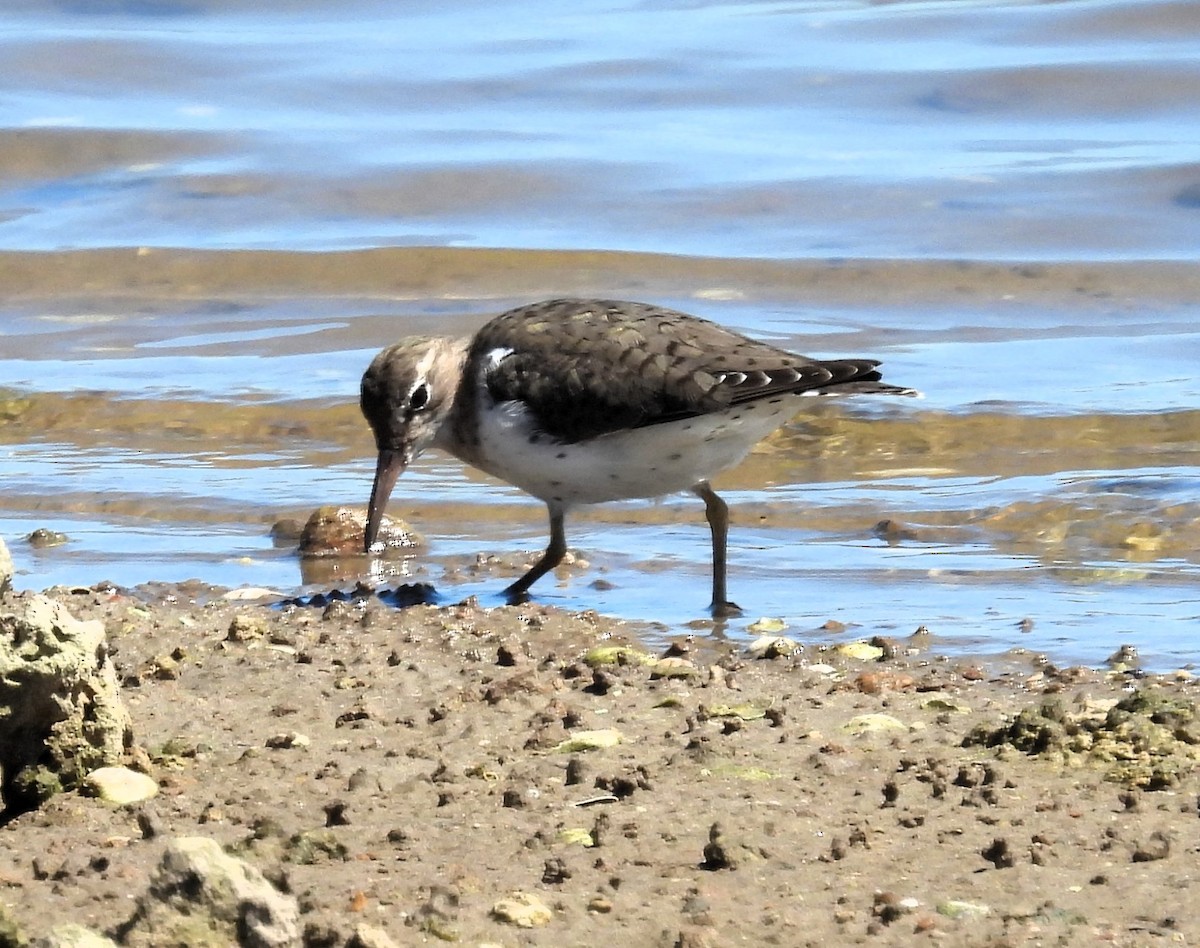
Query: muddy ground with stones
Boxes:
[{"xmin": 2, "ymin": 578, "xmax": 1200, "ymax": 947}]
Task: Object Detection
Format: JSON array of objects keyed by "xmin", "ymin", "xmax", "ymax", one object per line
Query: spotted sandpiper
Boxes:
[{"xmin": 360, "ymin": 298, "xmax": 915, "ymax": 616}]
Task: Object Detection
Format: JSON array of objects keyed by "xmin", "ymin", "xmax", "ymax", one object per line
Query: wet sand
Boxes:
[
  {"xmin": 4, "ymin": 247, "xmax": 1200, "ymax": 308},
  {"xmin": 2, "ymin": 580, "xmax": 1198, "ymax": 946}
]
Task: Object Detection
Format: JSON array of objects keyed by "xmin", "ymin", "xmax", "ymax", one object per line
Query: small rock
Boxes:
[
  {"xmin": 746, "ymin": 635, "xmax": 801, "ymax": 659},
  {"xmin": 0, "ymin": 596, "xmax": 134, "ymax": 815},
  {"xmin": 873, "ymin": 519, "xmax": 918, "ymax": 543},
  {"xmin": 552, "ymin": 729, "xmax": 622, "ymax": 753},
  {"xmin": 286, "ymin": 829, "xmax": 348, "ymax": 865},
  {"xmin": 300, "ymin": 505, "xmax": 421, "ymax": 557},
  {"xmin": 490, "ymin": 892, "xmax": 553, "ymax": 928},
  {"xmin": 1106, "ymin": 644, "xmax": 1140, "ymax": 670},
  {"xmin": 269, "ymin": 518, "xmax": 305, "ymax": 546},
  {"xmin": 583, "ymin": 645, "xmax": 653, "ymax": 667},
  {"xmin": 227, "ymin": 614, "xmax": 269, "ymax": 642},
  {"xmin": 223, "ymin": 587, "xmax": 279, "ymax": 602},
  {"xmin": 981, "ymin": 837, "xmax": 1015, "ymax": 869},
  {"xmin": 29, "ymin": 924, "xmax": 119, "ymax": 948},
  {"xmin": 564, "ymin": 757, "xmax": 587, "ymax": 786},
  {"xmin": 84, "ymin": 767, "xmax": 158, "ymax": 806},
  {"xmin": 501, "ymin": 787, "xmax": 525, "ymax": 808},
  {"xmin": 842, "ymin": 713, "xmax": 906, "ymax": 736},
  {"xmin": 136, "ymin": 807, "xmax": 163, "ymax": 839},
  {"xmin": 26, "ymin": 528, "xmax": 68, "ymax": 549},
  {"xmin": 872, "ymin": 890, "xmax": 917, "ymax": 925},
  {"xmin": 347, "ymin": 923, "xmax": 399, "ymax": 948},
  {"xmin": 117, "ymin": 836, "xmax": 300, "ymax": 947},
  {"xmin": 649, "ymin": 657, "xmax": 698, "ymax": 680},
  {"xmin": 936, "ymin": 900, "xmax": 991, "ymax": 921},
  {"xmin": 556, "ymin": 827, "xmax": 595, "ymax": 848},
  {"xmin": 542, "ymin": 857, "xmax": 572, "ymax": 884},
  {"xmin": 836, "ymin": 641, "xmax": 885, "ymax": 662},
  {"xmin": 266, "ymin": 732, "xmax": 310, "ymax": 750},
  {"xmin": 674, "ymin": 926, "xmax": 722, "ymax": 948},
  {"xmin": 701, "ymin": 823, "xmax": 737, "ymax": 871},
  {"xmin": 1132, "ymin": 830, "xmax": 1171, "ymax": 863}
]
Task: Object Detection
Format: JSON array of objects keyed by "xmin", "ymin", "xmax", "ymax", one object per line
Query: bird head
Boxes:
[{"xmin": 359, "ymin": 336, "xmax": 462, "ymax": 551}]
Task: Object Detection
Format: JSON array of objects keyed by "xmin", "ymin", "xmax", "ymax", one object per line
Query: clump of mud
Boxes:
[{"xmin": 964, "ymin": 686, "xmax": 1200, "ymax": 789}]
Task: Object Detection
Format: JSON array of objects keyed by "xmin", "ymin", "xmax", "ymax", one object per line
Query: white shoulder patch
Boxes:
[{"xmin": 483, "ymin": 346, "xmax": 514, "ymax": 373}]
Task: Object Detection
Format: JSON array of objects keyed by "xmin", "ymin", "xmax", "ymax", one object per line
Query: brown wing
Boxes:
[{"xmin": 472, "ymin": 298, "xmax": 886, "ymax": 443}]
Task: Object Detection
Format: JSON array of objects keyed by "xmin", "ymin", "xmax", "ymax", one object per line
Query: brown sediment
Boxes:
[
  {"xmin": 0, "ymin": 584, "xmax": 1197, "ymax": 946},
  {"xmin": 1, "ymin": 246, "xmax": 1199, "ymax": 304}
]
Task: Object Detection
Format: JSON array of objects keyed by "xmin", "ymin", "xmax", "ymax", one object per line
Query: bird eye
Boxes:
[{"xmin": 409, "ymin": 383, "xmax": 429, "ymax": 412}]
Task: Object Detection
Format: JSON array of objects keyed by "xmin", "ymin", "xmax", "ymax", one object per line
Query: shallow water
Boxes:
[{"xmin": 2, "ymin": 0, "xmax": 1199, "ymax": 669}]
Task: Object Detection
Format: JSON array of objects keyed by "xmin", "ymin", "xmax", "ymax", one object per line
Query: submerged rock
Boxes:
[
  {"xmin": 26, "ymin": 528, "xmax": 68, "ymax": 549},
  {"xmin": 298, "ymin": 505, "xmax": 421, "ymax": 557},
  {"xmin": 0, "ymin": 595, "xmax": 134, "ymax": 815}
]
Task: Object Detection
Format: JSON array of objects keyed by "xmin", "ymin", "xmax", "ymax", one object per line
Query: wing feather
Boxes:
[{"xmin": 469, "ymin": 299, "xmax": 892, "ymax": 443}]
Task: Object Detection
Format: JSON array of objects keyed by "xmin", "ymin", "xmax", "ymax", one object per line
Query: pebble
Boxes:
[
  {"xmin": 227, "ymin": 614, "xmax": 269, "ymax": 642},
  {"xmin": 490, "ymin": 892, "xmax": 553, "ymax": 928},
  {"xmin": 29, "ymin": 924, "xmax": 117, "ymax": 948},
  {"xmin": 746, "ymin": 617, "xmax": 786, "ymax": 634},
  {"xmin": 223, "ymin": 587, "xmax": 279, "ymax": 602},
  {"xmin": 835, "ymin": 641, "xmax": 885, "ymax": 662},
  {"xmin": 84, "ymin": 767, "xmax": 158, "ymax": 806},
  {"xmin": 299, "ymin": 505, "xmax": 421, "ymax": 556},
  {"xmin": 26, "ymin": 528, "xmax": 68, "ymax": 549},
  {"xmin": 936, "ymin": 899, "xmax": 992, "ymax": 920},
  {"xmin": 552, "ymin": 729, "xmax": 623, "ymax": 753},
  {"xmin": 347, "ymin": 923, "xmax": 399, "ymax": 948},
  {"xmin": 746, "ymin": 635, "xmax": 801, "ymax": 659},
  {"xmin": 841, "ymin": 713, "xmax": 906, "ymax": 736},
  {"xmin": 265, "ymin": 732, "xmax": 310, "ymax": 750}
]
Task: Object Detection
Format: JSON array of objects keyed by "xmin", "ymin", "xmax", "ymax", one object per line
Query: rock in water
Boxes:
[
  {"xmin": 117, "ymin": 836, "xmax": 300, "ymax": 948},
  {"xmin": 298, "ymin": 505, "xmax": 421, "ymax": 557},
  {"xmin": 0, "ymin": 595, "xmax": 134, "ymax": 815}
]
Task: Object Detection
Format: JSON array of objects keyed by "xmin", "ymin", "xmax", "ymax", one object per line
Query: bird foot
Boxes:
[
  {"xmin": 501, "ymin": 582, "xmax": 534, "ymax": 606},
  {"xmin": 710, "ymin": 600, "xmax": 743, "ymax": 620}
]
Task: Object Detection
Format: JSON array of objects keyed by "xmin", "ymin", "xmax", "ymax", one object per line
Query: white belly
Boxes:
[{"xmin": 459, "ymin": 394, "xmax": 802, "ymax": 508}]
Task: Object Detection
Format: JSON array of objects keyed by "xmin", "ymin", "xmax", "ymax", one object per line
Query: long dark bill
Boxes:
[{"xmin": 364, "ymin": 449, "xmax": 406, "ymax": 552}]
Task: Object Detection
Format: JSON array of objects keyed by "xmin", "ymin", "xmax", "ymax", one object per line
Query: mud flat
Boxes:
[{"xmin": 2, "ymin": 581, "xmax": 1198, "ymax": 947}]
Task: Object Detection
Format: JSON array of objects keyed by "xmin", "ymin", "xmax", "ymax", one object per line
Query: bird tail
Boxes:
[{"xmin": 807, "ymin": 379, "xmax": 921, "ymax": 397}]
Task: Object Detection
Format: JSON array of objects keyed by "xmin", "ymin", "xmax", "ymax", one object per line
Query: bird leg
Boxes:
[
  {"xmin": 693, "ymin": 481, "xmax": 742, "ymax": 618},
  {"xmin": 504, "ymin": 503, "xmax": 568, "ymax": 602}
]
